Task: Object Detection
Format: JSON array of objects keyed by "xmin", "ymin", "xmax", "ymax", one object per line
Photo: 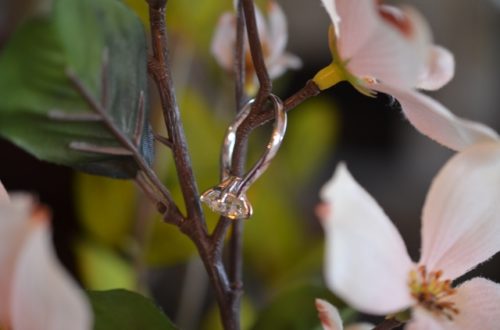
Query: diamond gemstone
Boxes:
[{"xmin": 200, "ymin": 187, "xmax": 252, "ymax": 220}]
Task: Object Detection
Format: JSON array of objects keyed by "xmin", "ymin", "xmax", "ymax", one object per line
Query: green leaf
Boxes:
[
  {"xmin": 88, "ymin": 289, "xmax": 177, "ymax": 330},
  {"xmin": 0, "ymin": 0, "xmax": 152, "ymax": 178},
  {"xmin": 76, "ymin": 239, "xmax": 135, "ymax": 291}
]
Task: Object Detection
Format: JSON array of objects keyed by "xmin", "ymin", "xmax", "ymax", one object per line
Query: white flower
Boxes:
[
  {"xmin": 315, "ymin": 299, "xmax": 373, "ymax": 330},
  {"xmin": 211, "ymin": 1, "xmax": 302, "ymax": 93},
  {"xmin": 0, "ymin": 181, "xmax": 92, "ymax": 330},
  {"xmin": 316, "ymin": 0, "xmax": 498, "ymax": 151},
  {"xmin": 319, "ymin": 143, "xmax": 500, "ymax": 329}
]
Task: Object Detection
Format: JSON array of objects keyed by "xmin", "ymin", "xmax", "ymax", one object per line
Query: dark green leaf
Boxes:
[
  {"xmin": 0, "ymin": 0, "xmax": 152, "ymax": 178},
  {"xmin": 88, "ymin": 289, "xmax": 177, "ymax": 330}
]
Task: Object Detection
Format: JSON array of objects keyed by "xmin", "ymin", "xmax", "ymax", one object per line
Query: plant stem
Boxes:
[
  {"xmin": 146, "ymin": 1, "xmax": 240, "ymax": 329},
  {"xmin": 147, "ymin": 3, "xmax": 205, "ymax": 227},
  {"xmin": 373, "ymin": 318, "xmax": 403, "ymax": 330}
]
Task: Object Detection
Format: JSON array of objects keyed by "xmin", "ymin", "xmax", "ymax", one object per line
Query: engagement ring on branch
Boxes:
[{"xmin": 200, "ymin": 94, "xmax": 287, "ymax": 220}]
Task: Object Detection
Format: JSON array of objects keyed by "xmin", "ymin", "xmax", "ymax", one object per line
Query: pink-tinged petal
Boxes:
[
  {"xmin": 417, "ymin": 46, "xmax": 455, "ymax": 91},
  {"xmin": 266, "ymin": 1, "xmax": 288, "ymax": 63},
  {"xmin": 320, "ymin": 163, "xmax": 414, "ymax": 315},
  {"xmin": 348, "ymin": 6, "xmax": 430, "ymax": 89},
  {"xmin": 315, "ymin": 299, "xmax": 343, "ymax": 330},
  {"xmin": 420, "ymin": 143, "xmax": 500, "ymax": 280},
  {"xmin": 373, "ymin": 84, "xmax": 499, "ymax": 151},
  {"xmin": 267, "ymin": 52, "xmax": 302, "ymax": 79},
  {"xmin": 11, "ymin": 219, "xmax": 93, "ymax": 330},
  {"xmin": 253, "ymin": 5, "xmax": 268, "ymax": 44},
  {"xmin": 321, "ymin": 0, "xmax": 379, "ymax": 60},
  {"xmin": 406, "ymin": 308, "xmax": 446, "ymax": 330},
  {"xmin": 211, "ymin": 12, "xmax": 236, "ymax": 71},
  {"xmin": 0, "ymin": 181, "xmax": 9, "ymax": 202},
  {"xmin": 449, "ymin": 278, "xmax": 500, "ymax": 329},
  {"xmin": 0, "ymin": 195, "xmax": 33, "ymax": 326}
]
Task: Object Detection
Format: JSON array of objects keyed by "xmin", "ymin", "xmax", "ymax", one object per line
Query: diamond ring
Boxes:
[{"xmin": 200, "ymin": 94, "xmax": 286, "ymax": 220}]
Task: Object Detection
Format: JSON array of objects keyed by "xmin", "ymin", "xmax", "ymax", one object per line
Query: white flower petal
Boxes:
[
  {"xmin": 417, "ymin": 46, "xmax": 455, "ymax": 91},
  {"xmin": 450, "ymin": 278, "xmax": 500, "ymax": 329},
  {"xmin": 0, "ymin": 195, "xmax": 33, "ymax": 327},
  {"xmin": 420, "ymin": 143, "xmax": 500, "ymax": 280},
  {"xmin": 253, "ymin": 4, "xmax": 268, "ymax": 44},
  {"xmin": 0, "ymin": 181, "xmax": 9, "ymax": 201},
  {"xmin": 267, "ymin": 52, "xmax": 302, "ymax": 79},
  {"xmin": 320, "ymin": 163, "xmax": 414, "ymax": 315},
  {"xmin": 211, "ymin": 12, "xmax": 236, "ymax": 71},
  {"xmin": 315, "ymin": 299, "xmax": 343, "ymax": 330},
  {"xmin": 11, "ymin": 219, "xmax": 92, "ymax": 330},
  {"xmin": 348, "ymin": 6, "xmax": 430, "ymax": 89},
  {"xmin": 373, "ymin": 84, "xmax": 499, "ymax": 151},
  {"xmin": 267, "ymin": 1, "xmax": 288, "ymax": 63},
  {"xmin": 406, "ymin": 307, "xmax": 446, "ymax": 330},
  {"xmin": 321, "ymin": 0, "xmax": 379, "ymax": 60}
]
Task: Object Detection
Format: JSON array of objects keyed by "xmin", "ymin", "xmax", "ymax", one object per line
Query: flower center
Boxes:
[{"xmin": 408, "ymin": 265, "xmax": 459, "ymax": 320}]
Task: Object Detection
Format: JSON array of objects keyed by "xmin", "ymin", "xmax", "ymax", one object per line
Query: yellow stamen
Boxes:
[{"xmin": 408, "ymin": 265, "xmax": 459, "ymax": 321}]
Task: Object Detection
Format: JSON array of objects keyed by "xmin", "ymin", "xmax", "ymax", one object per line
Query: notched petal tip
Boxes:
[
  {"xmin": 319, "ymin": 162, "xmax": 349, "ymax": 203},
  {"xmin": 320, "ymin": 163, "xmax": 413, "ymax": 315},
  {"xmin": 211, "ymin": 12, "xmax": 237, "ymax": 71},
  {"xmin": 372, "ymin": 84, "xmax": 499, "ymax": 151},
  {"xmin": 0, "ymin": 181, "xmax": 9, "ymax": 202},
  {"xmin": 11, "ymin": 221, "xmax": 93, "ymax": 330},
  {"xmin": 315, "ymin": 299, "xmax": 343, "ymax": 330},
  {"xmin": 420, "ymin": 143, "xmax": 500, "ymax": 280},
  {"xmin": 418, "ymin": 46, "xmax": 455, "ymax": 91}
]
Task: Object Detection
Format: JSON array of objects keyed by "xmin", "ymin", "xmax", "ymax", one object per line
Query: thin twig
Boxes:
[
  {"xmin": 147, "ymin": 3, "xmax": 206, "ymax": 228},
  {"xmin": 65, "ymin": 68, "xmax": 183, "ymax": 224},
  {"xmin": 241, "ymin": 80, "xmax": 321, "ymax": 134},
  {"xmin": 234, "ymin": 0, "xmax": 246, "ymax": 109},
  {"xmin": 241, "ymin": 0, "xmax": 271, "ymax": 96},
  {"xmin": 227, "ymin": 0, "xmax": 247, "ymax": 315},
  {"xmin": 372, "ymin": 318, "xmax": 403, "ymax": 330},
  {"xmin": 154, "ymin": 133, "xmax": 174, "ymax": 149}
]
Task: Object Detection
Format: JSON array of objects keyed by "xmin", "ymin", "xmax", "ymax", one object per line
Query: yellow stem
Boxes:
[{"xmin": 312, "ymin": 62, "xmax": 346, "ymax": 91}]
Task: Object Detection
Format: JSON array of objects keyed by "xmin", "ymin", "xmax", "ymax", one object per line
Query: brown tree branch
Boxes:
[
  {"xmin": 147, "ymin": 4, "xmax": 206, "ymax": 227},
  {"xmin": 372, "ymin": 318, "xmax": 403, "ymax": 330}
]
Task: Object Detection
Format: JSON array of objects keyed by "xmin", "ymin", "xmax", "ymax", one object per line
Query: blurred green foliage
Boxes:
[
  {"xmin": 89, "ymin": 289, "xmax": 177, "ymax": 329},
  {"xmin": 0, "ymin": 0, "xmax": 152, "ymax": 178},
  {"xmin": 77, "ymin": 239, "xmax": 135, "ymax": 291},
  {"xmin": 202, "ymin": 298, "xmax": 256, "ymax": 330}
]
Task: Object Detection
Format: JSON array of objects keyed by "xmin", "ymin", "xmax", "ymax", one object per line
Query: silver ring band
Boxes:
[{"xmin": 200, "ymin": 94, "xmax": 286, "ymax": 219}]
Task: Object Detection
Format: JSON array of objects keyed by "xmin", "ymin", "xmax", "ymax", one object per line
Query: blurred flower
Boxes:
[
  {"xmin": 315, "ymin": 299, "xmax": 372, "ymax": 330},
  {"xmin": 318, "ymin": 143, "xmax": 500, "ymax": 329},
  {"xmin": 314, "ymin": 0, "xmax": 497, "ymax": 151},
  {"xmin": 211, "ymin": 1, "xmax": 302, "ymax": 94},
  {"xmin": 0, "ymin": 181, "xmax": 92, "ymax": 330}
]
